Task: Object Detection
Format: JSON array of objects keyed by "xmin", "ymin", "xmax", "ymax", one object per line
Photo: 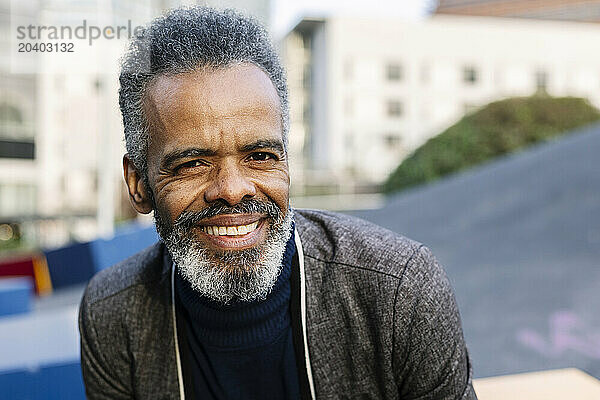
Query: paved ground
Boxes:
[
  {"xmin": 352, "ymin": 123, "xmax": 600, "ymax": 379},
  {"xmin": 33, "ymin": 284, "xmax": 86, "ymax": 312}
]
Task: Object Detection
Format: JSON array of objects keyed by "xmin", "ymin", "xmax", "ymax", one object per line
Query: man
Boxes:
[{"xmin": 79, "ymin": 6, "xmax": 476, "ymax": 400}]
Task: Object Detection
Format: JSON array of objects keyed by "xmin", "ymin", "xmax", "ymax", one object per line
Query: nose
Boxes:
[{"xmin": 203, "ymin": 159, "xmax": 256, "ymax": 206}]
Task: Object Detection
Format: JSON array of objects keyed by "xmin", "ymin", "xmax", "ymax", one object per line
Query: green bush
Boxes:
[{"xmin": 383, "ymin": 96, "xmax": 600, "ymax": 193}]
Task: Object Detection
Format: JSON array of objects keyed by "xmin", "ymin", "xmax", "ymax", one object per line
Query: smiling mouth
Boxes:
[
  {"xmin": 192, "ymin": 216, "xmax": 268, "ymax": 251},
  {"xmin": 198, "ymin": 221, "xmax": 259, "ymax": 237}
]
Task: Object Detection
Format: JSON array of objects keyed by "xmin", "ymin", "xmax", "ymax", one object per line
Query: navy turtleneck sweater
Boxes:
[{"xmin": 175, "ymin": 228, "xmax": 300, "ymax": 400}]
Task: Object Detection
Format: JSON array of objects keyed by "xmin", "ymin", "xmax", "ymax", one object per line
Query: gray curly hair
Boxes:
[{"xmin": 119, "ymin": 6, "xmax": 289, "ymax": 181}]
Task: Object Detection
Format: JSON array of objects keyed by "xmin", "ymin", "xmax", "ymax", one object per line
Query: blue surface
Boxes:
[
  {"xmin": 45, "ymin": 242, "xmax": 95, "ymax": 289},
  {"xmin": 90, "ymin": 224, "xmax": 160, "ymax": 272},
  {"xmin": 44, "ymin": 223, "xmax": 160, "ymax": 288},
  {"xmin": 0, "ymin": 361, "xmax": 84, "ymax": 400},
  {"xmin": 0, "ymin": 277, "xmax": 32, "ymax": 317}
]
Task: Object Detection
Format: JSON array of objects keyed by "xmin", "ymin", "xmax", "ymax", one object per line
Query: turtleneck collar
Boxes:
[{"xmin": 176, "ymin": 224, "xmax": 296, "ymax": 349}]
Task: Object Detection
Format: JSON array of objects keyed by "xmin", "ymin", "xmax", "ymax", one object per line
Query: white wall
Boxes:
[{"xmin": 285, "ymin": 15, "xmax": 600, "ymax": 185}]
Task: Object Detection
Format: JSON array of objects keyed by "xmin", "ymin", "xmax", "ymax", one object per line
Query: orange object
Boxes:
[
  {"xmin": 32, "ymin": 254, "xmax": 53, "ymax": 296},
  {"xmin": 0, "ymin": 253, "xmax": 53, "ymax": 295}
]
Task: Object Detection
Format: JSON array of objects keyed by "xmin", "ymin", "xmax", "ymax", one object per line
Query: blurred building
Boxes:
[
  {"xmin": 0, "ymin": 0, "xmax": 165, "ymax": 250},
  {"xmin": 0, "ymin": 0, "xmax": 270, "ymax": 250},
  {"xmin": 435, "ymin": 0, "xmax": 600, "ymax": 23},
  {"xmin": 202, "ymin": 0, "xmax": 270, "ymax": 26},
  {"xmin": 282, "ymin": 15, "xmax": 600, "ymax": 193}
]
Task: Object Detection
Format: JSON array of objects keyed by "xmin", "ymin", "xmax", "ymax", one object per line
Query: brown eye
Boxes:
[
  {"xmin": 175, "ymin": 160, "xmax": 207, "ymax": 172},
  {"xmin": 248, "ymin": 152, "xmax": 276, "ymax": 162}
]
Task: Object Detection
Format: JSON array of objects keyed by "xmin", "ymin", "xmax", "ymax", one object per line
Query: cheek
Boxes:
[
  {"xmin": 155, "ymin": 178, "xmax": 207, "ymax": 221},
  {"xmin": 256, "ymin": 173, "xmax": 290, "ymax": 209}
]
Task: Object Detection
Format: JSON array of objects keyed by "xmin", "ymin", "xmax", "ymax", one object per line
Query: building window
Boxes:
[
  {"xmin": 535, "ymin": 70, "xmax": 548, "ymax": 91},
  {"xmin": 0, "ymin": 140, "xmax": 34, "ymax": 159},
  {"xmin": 302, "ymin": 64, "xmax": 311, "ymax": 89},
  {"xmin": 0, "ymin": 102, "xmax": 34, "ymax": 159},
  {"xmin": 383, "ymin": 133, "xmax": 402, "ymax": 149},
  {"xmin": 94, "ymin": 77, "xmax": 103, "ymax": 92},
  {"xmin": 386, "ymin": 63, "xmax": 403, "ymax": 81},
  {"xmin": 302, "ymin": 102, "xmax": 311, "ymax": 122},
  {"xmin": 463, "ymin": 66, "xmax": 478, "ymax": 84},
  {"xmin": 301, "ymin": 33, "xmax": 311, "ymax": 49},
  {"xmin": 387, "ymin": 100, "xmax": 403, "ymax": 117}
]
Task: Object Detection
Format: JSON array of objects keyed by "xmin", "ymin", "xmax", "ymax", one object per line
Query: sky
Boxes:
[{"xmin": 271, "ymin": 0, "xmax": 436, "ymax": 38}]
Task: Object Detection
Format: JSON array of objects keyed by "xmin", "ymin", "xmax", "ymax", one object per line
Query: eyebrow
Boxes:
[
  {"xmin": 240, "ymin": 139, "xmax": 284, "ymax": 154},
  {"xmin": 161, "ymin": 148, "xmax": 216, "ymax": 168},
  {"xmin": 160, "ymin": 139, "xmax": 285, "ymax": 169}
]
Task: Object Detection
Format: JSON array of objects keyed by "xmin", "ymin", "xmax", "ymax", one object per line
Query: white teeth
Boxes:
[{"xmin": 202, "ymin": 221, "xmax": 260, "ymax": 236}]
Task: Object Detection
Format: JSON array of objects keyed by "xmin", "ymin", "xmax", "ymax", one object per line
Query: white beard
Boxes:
[{"xmin": 164, "ymin": 209, "xmax": 293, "ymax": 304}]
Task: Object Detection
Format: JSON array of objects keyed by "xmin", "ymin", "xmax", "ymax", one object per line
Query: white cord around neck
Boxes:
[{"xmin": 171, "ymin": 264, "xmax": 186, "ymax": 400}]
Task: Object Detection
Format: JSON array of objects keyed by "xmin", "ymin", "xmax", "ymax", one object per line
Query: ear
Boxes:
[{"xmin": 123, "ymin": 154, "xmax": 153, "ymax": 214}]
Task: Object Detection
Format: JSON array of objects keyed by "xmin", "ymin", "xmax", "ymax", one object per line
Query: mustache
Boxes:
[{"xmin": 172, "ymin": 198, "xmax": 283, "ymax": 232}]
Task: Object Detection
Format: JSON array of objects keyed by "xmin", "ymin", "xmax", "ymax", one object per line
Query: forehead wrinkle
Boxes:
[{"xmin": 205, "ymin": 106, "xmax": 282, "ymax": 123}]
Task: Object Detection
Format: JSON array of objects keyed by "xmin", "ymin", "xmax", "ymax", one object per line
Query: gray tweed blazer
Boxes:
[{"xmin": 79, "ymin": 209, "xmax": 477, "ymax": 399}]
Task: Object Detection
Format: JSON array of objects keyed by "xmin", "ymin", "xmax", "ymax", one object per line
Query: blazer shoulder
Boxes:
[
  {"xmin": 294, "ymin": 208, "xmax": 422, "ymax": 278},
  {"xmin": 82, "ymin": 241, "xmax": 167, "ymax": 306}
]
